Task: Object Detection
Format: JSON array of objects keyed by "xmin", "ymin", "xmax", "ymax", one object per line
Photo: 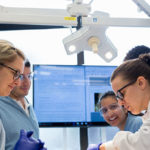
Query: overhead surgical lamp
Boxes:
[
  {"xmin": 63, "ymin": 24, "xmax": 117, "ymax": 63},
  {"xmin": 63, "ymin": 3, "xmax": 118, "ymax": 63},
  {"xmin": 0, "ymin": 0, "xmax": 149, "ymax": 63}
]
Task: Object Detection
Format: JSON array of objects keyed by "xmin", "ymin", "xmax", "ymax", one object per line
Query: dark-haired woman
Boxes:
[{"xmin": 99, "ymin": 53, "xmax": 150, "ymax": 150}]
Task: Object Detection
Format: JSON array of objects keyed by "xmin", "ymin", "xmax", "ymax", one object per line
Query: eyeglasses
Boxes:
[
  {"xmin": 0, "ymin": 63, "xmax": 23, "ymax": 80},
  {"xmin": 20, "ymin": 73, "xmax": 33, "ymax": 81},
  {"xmin": 99, "ymin": 103, "xmax": 121, "ymax": 116},
  {"xmin": 116, "ymin": 80, "xmax": 136, "ymax": 101}
]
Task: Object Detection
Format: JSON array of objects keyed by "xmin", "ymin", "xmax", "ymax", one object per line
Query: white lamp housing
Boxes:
[{"xmin": 63, "ymin": 25, "xmax": 117, "ymax": 62}]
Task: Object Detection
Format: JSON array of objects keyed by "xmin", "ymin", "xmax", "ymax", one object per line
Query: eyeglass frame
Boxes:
[
  {"xmin": 0, "ymin": 63, "xmax": 23, "ymax": 80},
  {"xmin": 116, "ymin": 80, "xmax": 136, "ymax": 101}
]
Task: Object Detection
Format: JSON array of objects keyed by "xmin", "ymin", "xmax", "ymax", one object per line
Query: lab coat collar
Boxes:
[{"xmin": 142, "ymin": 101, "xmax": 150, "ymax": 123}]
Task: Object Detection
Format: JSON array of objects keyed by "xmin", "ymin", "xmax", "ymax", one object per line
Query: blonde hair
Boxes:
[{"xmin": 0, "ymin": 40, "xmax": 25, "ymax": 64}]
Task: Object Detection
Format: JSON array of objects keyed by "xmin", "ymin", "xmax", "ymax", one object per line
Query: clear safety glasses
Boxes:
[{"xmin": 99, "ymin": 103, "xmax": 122, "ymax": 116}]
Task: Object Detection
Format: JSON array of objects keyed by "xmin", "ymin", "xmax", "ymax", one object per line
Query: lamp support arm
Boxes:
[{"xmin": 0, "ymin": 5, "xmax": 150, "ymax": 28}]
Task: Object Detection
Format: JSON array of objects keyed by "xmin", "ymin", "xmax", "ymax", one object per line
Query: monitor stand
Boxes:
[{"xmin": 80, "ymin": 127, "xmax": 88, "ymax": 150}]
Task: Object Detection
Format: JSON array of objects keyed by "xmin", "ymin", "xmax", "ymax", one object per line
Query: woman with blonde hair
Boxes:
[
  {"xmin": 0, "ymin": 40, "xmax": 45, "ymax": 150},
  {"xmin": 0, "ymin": 40, "xmax": 25, "ymax": 150},
  {"xmin": 0, "ymin": 40, "xmax": 25, "ymax": 96}
]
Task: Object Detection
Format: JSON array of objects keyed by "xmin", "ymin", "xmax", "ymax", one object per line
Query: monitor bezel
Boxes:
[{"xmin": 33, "ymin": 64, "xmax": 116, "ymax": 127}]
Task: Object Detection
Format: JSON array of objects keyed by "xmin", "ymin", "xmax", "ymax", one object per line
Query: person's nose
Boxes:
[{"xmin": 106, "ymin": 109, "xmax": 114, "ymax": 117}]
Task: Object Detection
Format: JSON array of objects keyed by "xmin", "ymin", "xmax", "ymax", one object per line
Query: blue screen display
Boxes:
[{"xmin": 33, "ymin": 65, "xmax": 116, "ymax": 127}]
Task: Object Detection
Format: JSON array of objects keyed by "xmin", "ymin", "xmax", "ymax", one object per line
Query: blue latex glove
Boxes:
[
  {"xmin": 14, "ymin": 129, "xmax": 44, "ymax": 150},
  {"xmin": 87, "ymin": 143, "xmax": 102, "ymax": 150},
  {"xmin": 26, "ymin": 132, "xmax": 47, "ymax": 150},
  {"xmin": 38, "ymin": 139, "xmax": 47, "ymax": 150}
]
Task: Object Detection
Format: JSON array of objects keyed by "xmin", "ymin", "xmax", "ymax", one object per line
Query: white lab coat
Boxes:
[
  {"xmin": 103, "ymin": 102, "xmax": 150, "ymax": 150},
  {"xmin": 0, "ymin": 119, "xmax": 5, "ymax": 150}
]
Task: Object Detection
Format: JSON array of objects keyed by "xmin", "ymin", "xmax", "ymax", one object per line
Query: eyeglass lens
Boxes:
[{"xmin": 116, "ymin": 80, "xmax": 136, "ymax": 101}]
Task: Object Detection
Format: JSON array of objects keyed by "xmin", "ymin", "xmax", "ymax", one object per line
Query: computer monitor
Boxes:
[{"xmin": 33, "ymin": 65, "xmax": 116, "ymax": 127}]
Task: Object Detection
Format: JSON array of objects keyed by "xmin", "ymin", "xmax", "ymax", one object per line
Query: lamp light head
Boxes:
[{"xmin": 63, "ymin": 26, "xmax": 117, "ymax": 62}]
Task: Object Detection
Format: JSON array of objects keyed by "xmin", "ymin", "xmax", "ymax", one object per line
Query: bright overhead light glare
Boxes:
[
  {"xmin": 68, "ymin": 45, "xmax": 76, "ymax": 53},
  {"xmin": 105, "ymin": 51, "xmax": 113, "ymax": 60}
]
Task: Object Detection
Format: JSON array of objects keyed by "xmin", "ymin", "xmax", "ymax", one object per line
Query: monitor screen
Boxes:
[{"xmin": 33, "ymin": 65, "xmax": 116, "ymax": 127}]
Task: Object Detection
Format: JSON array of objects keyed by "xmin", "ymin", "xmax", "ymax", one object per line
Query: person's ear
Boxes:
[{"xmin": 137, "ymin": 76, "xmax": 147, "ymax": 90}]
